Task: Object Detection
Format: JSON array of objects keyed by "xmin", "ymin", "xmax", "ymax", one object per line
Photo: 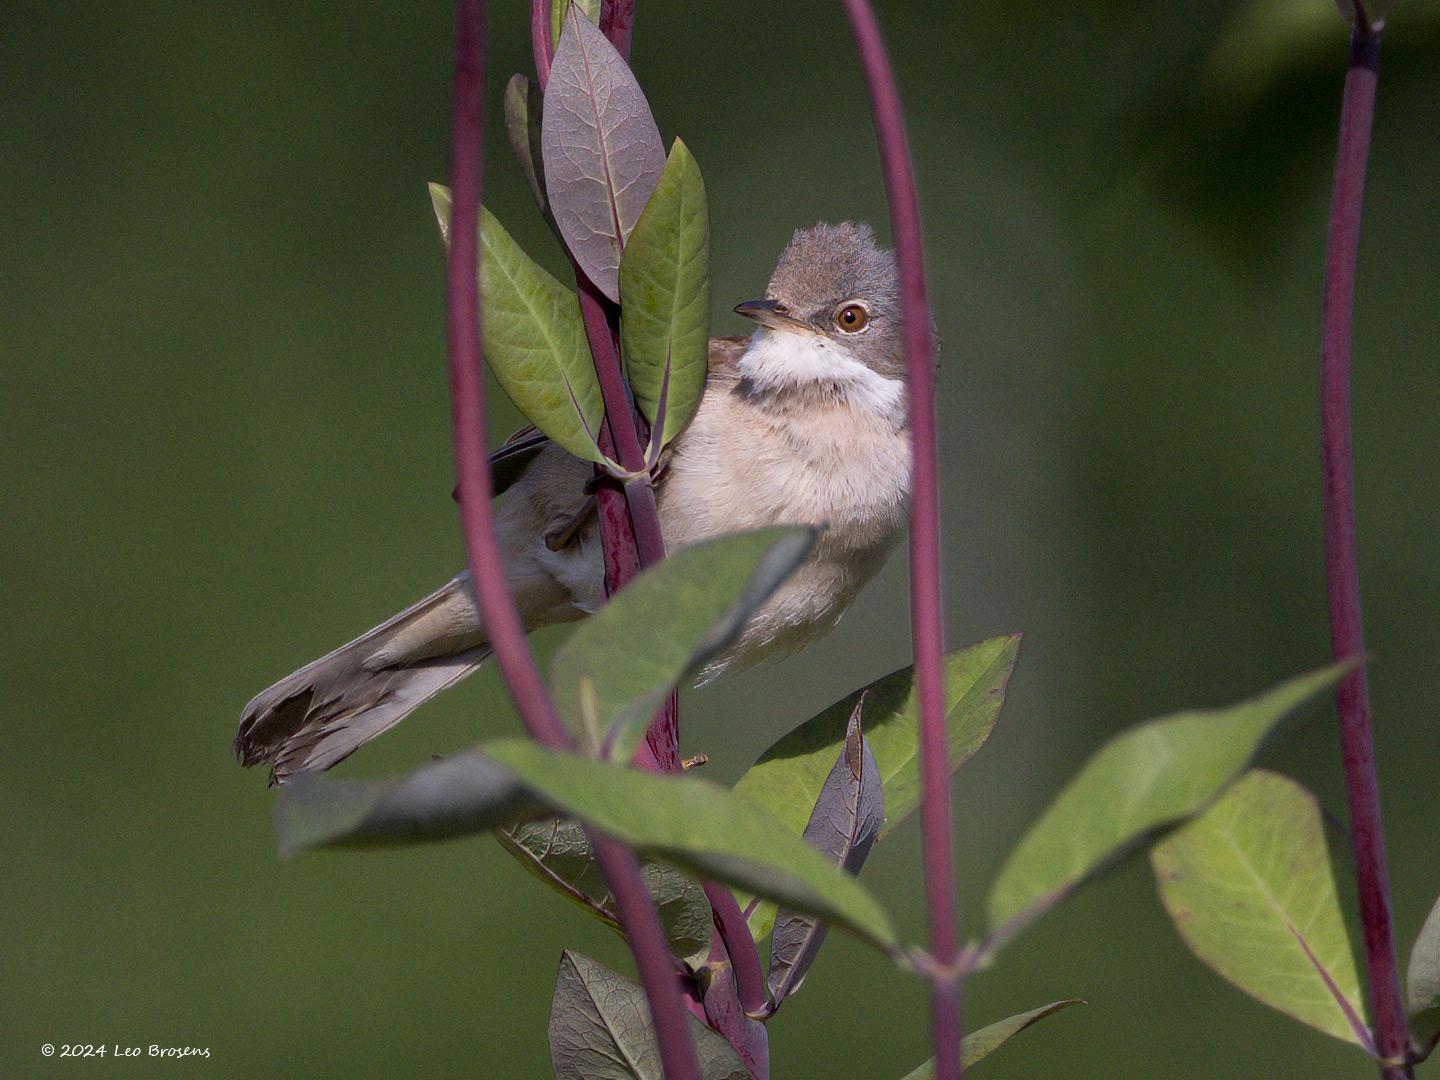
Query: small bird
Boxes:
[{"xmin": 236, "ymin": 222, "xmax": 916, "ymax": 783}]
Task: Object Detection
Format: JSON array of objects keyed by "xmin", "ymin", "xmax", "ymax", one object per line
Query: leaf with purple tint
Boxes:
[
  {"xmin": 273, "ymin": 751, "xmax": 536, "ymax": 858},
  {"xmin": 541, "ymin": 8, "xmax": 665, "ymax": 300},
  {"xmin": 498, "ymin": 815, "xmax": 713, "ymax": 970},
  {"xmin": 503, "ymin": 74, "xmax": 547, "ymax": 213},
  {"xmin": 619, "ymin": 138, "xmax": 710, "ymax": 448},
  {"xmin": 1407, "ymin": 894, "xmax": 1440, "ymax": 1055},
  {"xmin": 548, "ymin": 951, "xmax": 748, "ymax": 1080},
  {"xmin": 767, "ymin": 699, "xmax": 883, "ymax": 1006},
  {"xmin": 429, "ymin": 185, "xmax": 607, "ymax": 464},
  {"xmin": 1151, "ymin": 769, "xmax": 1373, "ymax": 1049},
  {"xmin": 897, "ymin": 1000, "xmax": 1085, "ymax": 1077}
]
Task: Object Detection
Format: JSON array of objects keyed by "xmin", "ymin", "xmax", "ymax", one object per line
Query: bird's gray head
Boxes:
[{"xmin": 734, "ymin": 223, "xmax": 907, "ymax": 399}]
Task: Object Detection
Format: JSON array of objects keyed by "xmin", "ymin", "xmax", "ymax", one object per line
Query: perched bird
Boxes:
[{"xmin": 236, "ymin": 222, "xmax": 917, "ymax": 783}]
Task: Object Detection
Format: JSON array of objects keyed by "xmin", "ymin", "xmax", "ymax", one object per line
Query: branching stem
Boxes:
[{"xmin": 446, "ymin": 5, "xmax": 696, "ymax": 1076}]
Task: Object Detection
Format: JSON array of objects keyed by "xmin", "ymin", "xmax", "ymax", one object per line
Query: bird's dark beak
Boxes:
[{"xmin": 734, "ymin": 298, "xmax": 813, "ymax": 334}]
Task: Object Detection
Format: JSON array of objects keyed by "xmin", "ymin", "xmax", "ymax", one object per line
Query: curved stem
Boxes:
[
  {"xmin": 702, "ymin": 882, "xmax": 768, "ymax": 1018},
  {"xmin": 1320, "ymin": 24, "xmax": 1412, "ymax": 1080},
  {"xmin": 446, "ymin": 6, "xmax": 696, "ymax": 1077},
  {"xmin": 839, "ymin": 1, "xmax": 957, "ymax": 1076}
]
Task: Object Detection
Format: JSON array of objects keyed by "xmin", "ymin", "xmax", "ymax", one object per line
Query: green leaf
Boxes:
[
  {"xmin": 428, "ymin": 185, "xmax": 607, "ymax": 464},
  {"xmin": 986, "ymin": 662, "xmax": 1349, "ymax": 943},
  {"xmin": 898, "ymin": 1000, "xmax": 1086, "ymax": 1077},
  {"xmin": 502, "ymin": 74, "xmax": 547, "ymax": 214},
  {"xmin": 1407, "ymin": 894, "xmax": 1440, "ymax": 1052},
  {"xmin": 735, "ymin": 635, "xmax": 1021, "ymax": 842},
  {"xmin": 482, "ymin": 738, "xmax": 901, "ymax": 952},
  {"xmin": 619, "ymin": 138, "xmax": 710, "ymax": 448},
  {"xmin": 498, "ymin": 816, "xmax": 712, "ymax": 969},
  {"xmin": 551, "ymin": 527, "xmax": 815, "ymax": 762},
  {"xmin": 548, "ymin": 950, "xmax": 747, "ymax": 1080},
  {"xmin": 273, "ymin": 751, "xmax": 534, "ymax": 858},
  {"xmin": 549, "ymin": 0, "xmax": 601, "ymax": 52},
  {"xmin": 1152, "ymin": 769, "xmax": 1371, "ymax": 1048}
]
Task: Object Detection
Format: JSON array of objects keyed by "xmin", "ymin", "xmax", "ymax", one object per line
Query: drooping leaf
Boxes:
[
  {"xmin": 1151, "ymin": 769, "xmax": 1372, "ymax": 1048},
  {"xmin": 1407, "ymin": 894, "xmax": 1440, "ymax": 1053},
  {"xmin": 551, "ymin": 527, "xmax": 815, "ymax": 762},
  {"xmin": 619, "ymin": 138, "xmax": 710, "ymax": 447},
  {"xmin": 498, "ymin": 816, "xmax": 712, "ymax": 969},
  {"xmin": 768, "ymin": 699, "xmax": 883, "ymax": 1005},
  {"xmin": 428, "ymin": 186, "xmax": 607, "ymax": 464},
  {"xmin": 986, "ymin": 662, "xmax": 1349, "ymax": 943},
  {"xmin": 548, "ymin": 951, "xmax": 747, "ymax": 1080},
  {"xmin": 482, "ymin": 739, "xmax": 901, "ymax": 952},
  {"xmin": 503, "ymin": 74, "xmax": 548, "ymax": 213},
  {"xmin": 550, "ymin": 0, "xmax": 602, "ymax": 51},
  {"xmin": 735, "ymin": 635, "xmax": 1020, "ymax": 842},
  {"xmin": 273, "ymin": 751, "xmax": 534, "ymax": 858},
  {"xmin": 898, "ymin": 1000, "xmax": 1086, "ymax": 1077},
  {"xmin": 541, "ymin": 9, "xmax": 666, "ymax": 300}
]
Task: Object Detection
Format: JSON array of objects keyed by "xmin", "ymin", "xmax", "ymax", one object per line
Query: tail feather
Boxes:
[{"xmin": 235, "ymin": 576, "xmax": 491, "ymax": 785}]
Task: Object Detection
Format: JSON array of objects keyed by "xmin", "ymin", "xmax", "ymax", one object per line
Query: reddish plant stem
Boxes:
[
  {"xmin": 532, "ymin": 10, "xmax": 679, "ymax": 768},
  {"xmin": 1320, "ymin": 23, "xmax": 1411, "ymax": 1080},
  {"xmin": 702, "ymin": 882, "xmax": 768, "ymax": 1018},
  {"xmin": 530, "ymin": 0, "xmax": 552, "ymax": 86},
  {"xmin": 840, "ymin": 1, "xmax": 956, "ymax": 1076},
  {"xmin": 600, "ymin": 0, "xmax": 636, "ymax": 59},
  {"xmin": 446, "ymin": 5, "xmax": 696, "ymax": 1077}
]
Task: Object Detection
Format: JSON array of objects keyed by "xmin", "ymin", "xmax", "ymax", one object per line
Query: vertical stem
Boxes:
[
  {"xmin": 1320, "ymin": 23, "xmax": 1412, "ymax": 1080},
  {"xmin": 601, "ymin": 0, "xmax": 636, "ymax": 60},
  {"xmin": 702, "ymin": 882, "xmax": 768, "ymax": 1018},
  {"xmin": 446, "ymin": 5, "xmax": 696, "ymax": 1076},
  {"xmin": 839, "ymin": 1, "xmax": 956, "ymax": 1076}
]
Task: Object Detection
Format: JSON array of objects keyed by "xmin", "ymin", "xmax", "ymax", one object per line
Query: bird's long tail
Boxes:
[{"xmin": 234, "ymin": 575, "xmax": 490, "ymax": 785}]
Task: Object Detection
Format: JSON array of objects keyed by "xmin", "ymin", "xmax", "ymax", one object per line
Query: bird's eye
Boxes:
[{"xmin": 835, "ymin": 303, "xmax": 870, "ymax": 333}]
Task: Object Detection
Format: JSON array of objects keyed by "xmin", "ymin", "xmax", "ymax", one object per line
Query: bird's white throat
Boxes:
[{"xmin": 736, "ymin": 329, "xmax": 905, "ymax": 419}]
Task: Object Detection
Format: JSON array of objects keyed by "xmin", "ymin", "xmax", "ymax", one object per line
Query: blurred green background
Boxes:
[{"xmin": 6, "ymin": 0, "xmax": 1440, "ymax": 1076}]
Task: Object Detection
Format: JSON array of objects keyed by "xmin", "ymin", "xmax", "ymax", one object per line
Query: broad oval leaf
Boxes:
[
  {"xmin": 1407, "ymin": 894, "xmax": 1440, "ymax": 1053},
  {"xmin": 1151, "ymin": 769, "xmax": 1371, "ymax": 1048},
  {"xmin": 499, "ymin": 816, "xmax": 712, "ymax": 969},
  {"xmin": 898, "ymin": 1000, "xmax": 1086, "ymax": 1077},
  {"xmin": 619, "ymin": 137, "xmax": 710, "ymax": 448},
  {"xmin": 503, "ymin": 74, "xmax": 548, "ymax": 214},
  {"xmin": 768, "ymin": 699, "xmax": 883, "ymax": 1005},
  {"xmin": 735, "ymin": 634, "xmax": 1020, "ymax": 843},
  {"xmin": 550, "ymin": 526, "xmax": 816, "ymax": 763},
  {"xmin": 429, "ymin": 185, "xmax": 607, "ymax": 464},
  {"xmin": 986, "ymin": 662, "xmax": 1349, "ymax": 943},
  {"xmin": 482, "ymin": 738, "xmax": 901, "ymax": 952},
  {"xmin": 542, "ymin": 9, "xmax": 666, "ymax": 300},
  {"xmin": 273, "ymin": 751, "xmax": 534, "ymax": 857},
  {"xmin": 549, "ymin": 950, "xmax": 747, "ymax": 1080}
]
